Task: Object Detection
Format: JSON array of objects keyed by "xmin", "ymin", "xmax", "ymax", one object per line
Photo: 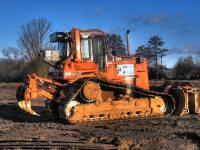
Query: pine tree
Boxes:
[{"xmin": 106, "ymin": 34, "xmax": 126, "ymax": 55}]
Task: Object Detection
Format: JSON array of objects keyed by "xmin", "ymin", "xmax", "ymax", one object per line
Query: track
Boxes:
[{"xmin": 58, "ymin": 78, "xmax": 175, "ymax": 123}]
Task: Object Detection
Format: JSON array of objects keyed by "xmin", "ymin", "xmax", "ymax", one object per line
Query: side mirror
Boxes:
[{"xmin": 43, "ymin": 50, "xmax": 61, "ymax": 63}]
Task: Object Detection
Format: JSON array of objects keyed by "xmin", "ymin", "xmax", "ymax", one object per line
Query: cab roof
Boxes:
[{"xmin": 80, "ymin": 29, "xmax": 106, "ymax": 37}]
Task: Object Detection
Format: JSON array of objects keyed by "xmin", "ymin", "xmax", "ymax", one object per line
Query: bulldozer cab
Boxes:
[
  {"xmin": 47, "ymin": 28, "xmax": 149, "ymax": 89},
  {"xmin": 49, "ymin": 29, "xmax": 107, "ymax": 70},
  {"xmin": 81, "ymin": 36, "xmax": 106, "ymax": 70}
]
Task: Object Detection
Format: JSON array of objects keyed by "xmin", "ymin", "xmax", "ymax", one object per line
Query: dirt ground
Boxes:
[{"xmin": 0, "ymin": 82, "xmax": 200, "ymax": 149}]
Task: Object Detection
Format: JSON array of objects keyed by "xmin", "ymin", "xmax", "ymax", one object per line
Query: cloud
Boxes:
[
  {"xmin": 127, "ymin": 15, "xmax": 171, "ymax": 26},
  {"xmin": 169, "ymin": 44, "xmax": 200, "ymax": 55},
  {"xmin": 94, "ymin": 6, "xmax": 104, "ymax": 16},
  {"xmin": 124, "ymin": 14, "xmax": 191, "ymax": 35},
  {"xmin": 179, "ymin": 28, "xmax": 191, "ymax": 35},
  {"xmin": 107, "ymin": 27, "xmax": 125, "ymax": 33},
  {"xmin": 107, "ymin": 26, "xmax": 135, "ymax": 34}
]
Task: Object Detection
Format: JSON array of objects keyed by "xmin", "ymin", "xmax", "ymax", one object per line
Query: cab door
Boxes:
[{"xmin": 91, "ymin": 37, "xmax": 106, "ymax": 71}]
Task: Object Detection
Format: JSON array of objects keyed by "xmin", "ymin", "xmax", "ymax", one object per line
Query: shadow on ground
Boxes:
[
  {"xmin": 176, "ymin": 132, "xmax": 200, "ymax": 148},
  {"xmin": 0, "ymin": 103, "xmax": 65, "ymax": 124}
]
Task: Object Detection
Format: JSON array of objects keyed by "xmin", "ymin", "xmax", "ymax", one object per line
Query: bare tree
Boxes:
[
  {"xmin": 0, "ymin": 18, "xmax": 53, "ymax": 81},
  {"xmin": 2, "ymin": 47, "xmax": 23, "ymax": 60},
  {"xmin": 17, "ymin": 18, "xmax": 52, "ymax": 59}
]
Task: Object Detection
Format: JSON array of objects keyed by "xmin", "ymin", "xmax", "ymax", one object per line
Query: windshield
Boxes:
[
  {"xmin": 58, "ymin": 42, "xmax": 71, "ymax": 59},
  {"xmin": 81, "ymin": 39, "xmax": 90, "ymax": 59},
  {"xmin": 80, "ymin": 37, "xmax": 106, "ymax": 70},
  {"xmin": 58, "ymin": 42, "xmax": 66, "ymax": 58},
  {"xmin": 92, "ymin": 37, "xmax": 106, "ymax": 70}
]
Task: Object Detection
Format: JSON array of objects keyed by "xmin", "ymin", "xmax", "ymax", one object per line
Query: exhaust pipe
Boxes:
[{"xmin": 126, "ymin": 29, "xmax": 131, "ymax": 56}]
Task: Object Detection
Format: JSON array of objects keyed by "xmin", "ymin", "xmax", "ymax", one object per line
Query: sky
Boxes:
[{"xmin": 0, "ymin": 0, "xmax": 200, "ymax": 68}]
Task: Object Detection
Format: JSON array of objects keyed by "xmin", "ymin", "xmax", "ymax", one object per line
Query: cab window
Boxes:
[
  {"xmin": 58, "ymin": 42, "xmax": 66, "ymax": 58},
  {"xmin": 92, "ymin": 37, "xmax": 106, "ymax": 70},
  {"xmin": 58, "ymin": 42, "xmax": 72, "ymax": 59},
  {"xmin": 81, "ymin": 39, "xmax": 90, "ymax": 59}
]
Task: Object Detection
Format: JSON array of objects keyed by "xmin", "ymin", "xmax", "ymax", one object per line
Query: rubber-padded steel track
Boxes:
[{"xmin": 58, "ymin": 78, "xmax": 175, "ymax": 123}]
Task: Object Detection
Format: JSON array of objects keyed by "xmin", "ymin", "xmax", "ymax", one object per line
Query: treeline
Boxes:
[
  {"xmin": 145, "ymin": 55, "xmax": 200, "ymax": 80},
  {"xmin": 135, "ymin": 36, "xmax": 200, "ymax": 80},
  {"xmin": 0, "ymin": 18, "xmax": 51, "ymax": 82},
  {"xmin": 0, "ymin": 57, "xmax": 47, "ymax": 82},
  {"xmin": 173, "ymin": 56, "xmax": 200, "ymax": 79}
]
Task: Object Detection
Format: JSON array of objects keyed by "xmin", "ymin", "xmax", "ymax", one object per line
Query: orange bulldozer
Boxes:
[{"xmin": 16, "ymin": 28, "xmax": 200, "ymax": 124}]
